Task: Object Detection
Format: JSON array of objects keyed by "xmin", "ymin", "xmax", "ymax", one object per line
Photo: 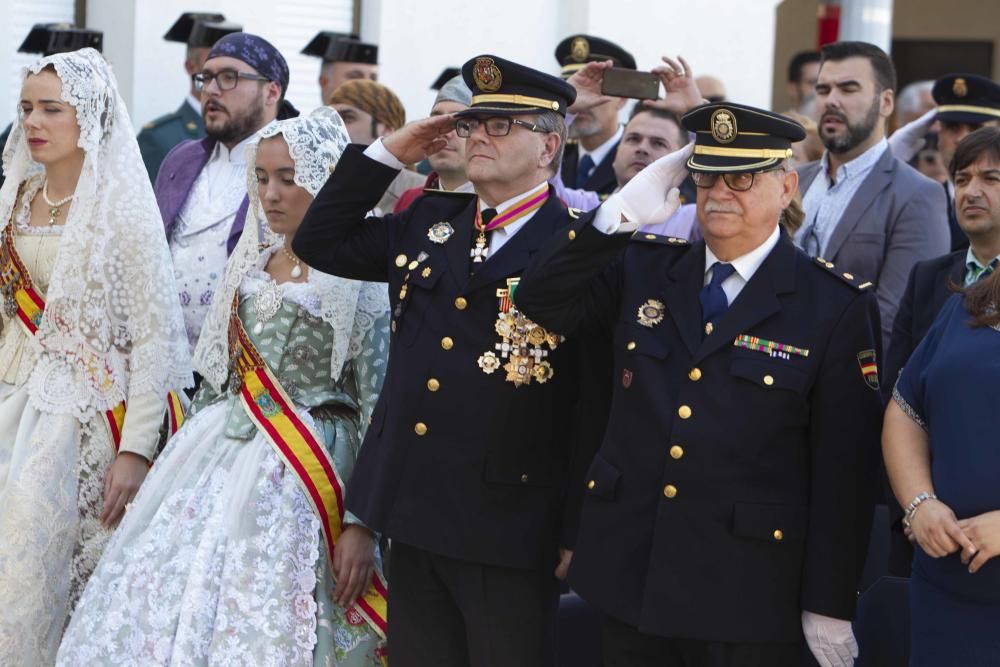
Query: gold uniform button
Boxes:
[
  {"xmin": 395, "ymin": 254, "xmax": 407, "ymax": 268},
  {"xmin": 663, "ymin": 484, "xmax": 678, "ymax": 498},
  {"xmin": 520, "ymin": 474, "xmax": 529, "ymax": 483},
  {"xmin": 627, "ymin": 341, "xmax": 637, "ymax": 351},
  {"xmin": 427, "ymin": 378, "xmax": 440, "ymax": 392},
  {"xmin": 568, "ymin": 230, "xmax": 577, "ymax": 240},
  {"xmin": 587, "ymin": 480, "xmax": 596, "ymax": 490},
  {"xmin": 645, "ymin": 233, "xmax": 657, "ymax": 240},
  {"xmin": 408, "ymin": 260, "xmax": 419, "ymax": 270},
  {"xmin": 842, "ymin": 272, "xmax": 854, "ymax": 280},
  {"xmin": 454, "ymin": 297, "xmax": 468, "ymax": 310},
  {"xmin": 763, "ymin": 374, "xmax": 774, "ymax": 386},
  {"xmin": 422, "ymin": 267, "xmax": 432, "ymax": 278},
  {"xmin": 688, "ymin": 368, "xmax": 702, "ymax": 382},
  {"xmin": 677, "ymin": 405, "xmax": 692, "ymax": 420},
  {"xmin": 441, "ymin": 337, "xmax": 454, "ymax": 350},
  {"xmin": 669, "ymin": 445, "xmax": 684, "ymax": 460},
  {"xmin": 414, "ymin": 422, "xmax": 428, "ymax": 436},
  {"xmin": 773, "ymin": 529, "xmax": 784, "ymax": 542},
  {"xmin": 704, "ymin": 322, "xmax": 714, "ymax": 335}
]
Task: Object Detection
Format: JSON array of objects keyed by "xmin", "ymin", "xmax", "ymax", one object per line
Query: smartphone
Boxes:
[{"xmin": 601, "ymin": 69, "xmax": 660, "ymax": 100}]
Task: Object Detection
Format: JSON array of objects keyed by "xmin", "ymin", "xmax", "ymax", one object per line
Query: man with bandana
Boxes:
[{"xmin": 154, "ymin": 32, "xmax": 298, "ymax": 355}]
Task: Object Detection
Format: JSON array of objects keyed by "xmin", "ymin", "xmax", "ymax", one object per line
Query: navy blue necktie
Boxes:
[
  {"xmin": 700, "ymin": 262, "xmax": 736, "ymax": 330},
  {"xmin": 576, "ymin": 154, "xmax": 595, "ymax": 189}
]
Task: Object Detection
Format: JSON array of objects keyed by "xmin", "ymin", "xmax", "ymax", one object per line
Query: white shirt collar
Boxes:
[
  {"xmin": 580, "ymin": 124, "xmax": 624, "ymax": 167},
  {"xmin": 479, "ymin": 181, "xmax": 549, "ymax": 238},
  {"xmin": 704, "ymin": 224, "xmax": 781, "ymax": 283},
  {"xmin": 211, "ymin": 133, "xmax": 256, "ymax": 165}
]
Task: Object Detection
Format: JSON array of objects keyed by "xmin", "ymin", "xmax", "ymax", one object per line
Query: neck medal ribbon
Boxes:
[{"xmin": 471, "ymin": 188, "xmax": 549, "ymax": 263}]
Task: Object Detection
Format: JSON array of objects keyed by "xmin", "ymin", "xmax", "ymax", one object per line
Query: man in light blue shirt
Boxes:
[{"xmin": 795, "ymin": 41, "xmax": 949, "ymax": 350}]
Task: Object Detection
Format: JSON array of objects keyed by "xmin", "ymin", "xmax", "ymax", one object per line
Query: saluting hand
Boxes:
[
  {"xmin": 332, "ymin": 523, "xmax": 377, "ymax": 607},
  {"xmin": 958, "ymin": 510, "xmax": 1000, "ymax": 573},
  {"xmin": 381, "ymin": 114, "xmax": 457, "ymax": 165},
  {"xmin": 612, "ymin": 142, "xmax": 693, "ymax": 224}
]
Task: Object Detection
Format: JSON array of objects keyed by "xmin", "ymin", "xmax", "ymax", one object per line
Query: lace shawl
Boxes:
[
  {"xmin": 0, "ymin": 48, "xmax": 192, "ymax": 419},
  {"xmin": 193, "ymin": 106, "xmax": 388, "ymax": 393}
]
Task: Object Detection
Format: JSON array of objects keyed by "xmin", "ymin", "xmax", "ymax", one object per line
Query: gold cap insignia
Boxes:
[
  {"xmin": 571, "ymin": 37, "xmax": 590, "ymax": 63},
  {"xmin": 711, "ymin": 109, "xmax": 737, "ymax": 144},
  {"xmin": 953, "ymin": 77, "xmax": 968, "ymax": 98},
  {"xmin": 473, "ymin": 57, "xmax": 503, "ymax": 93}
]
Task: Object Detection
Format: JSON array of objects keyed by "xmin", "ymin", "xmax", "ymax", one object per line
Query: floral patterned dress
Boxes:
[{"xmin": 57, "ymin": 250, "xmax": 390, "ymax": 666}]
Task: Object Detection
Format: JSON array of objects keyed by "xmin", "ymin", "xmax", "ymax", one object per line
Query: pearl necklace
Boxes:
[
  {"xmin": 42, "ymin": 180, "xmax": 74, "ymax": 226},
  {"xmin": 282, "ymin": 245, "xmax": 303, "ymax": 279}
]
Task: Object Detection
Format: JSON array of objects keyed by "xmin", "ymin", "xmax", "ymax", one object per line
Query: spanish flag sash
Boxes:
[
  {"xmin": 227, "ymin": 296, "xmax": 389, "ymax": 647},
  {"xmin": 0, "ymin": 221, "xmax": 184, "ymax": 451}
]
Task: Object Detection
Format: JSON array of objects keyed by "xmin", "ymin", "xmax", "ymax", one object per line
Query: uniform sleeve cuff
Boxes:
[{"xmin": 363, "ymin": 138, "xmax": 405, "ymax": 171}]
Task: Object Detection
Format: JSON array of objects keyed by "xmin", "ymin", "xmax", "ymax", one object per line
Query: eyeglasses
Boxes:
[
  {"xmin": 454, "ymin": 117, "xmax": 548, "ymax": 138},
  {"xmin": 691, "ymin": 167, "xmax": 784, "ymax": 192},
  {"xmin": 193, "ymin": 69, "xmax": 271, "ymax": 93}
]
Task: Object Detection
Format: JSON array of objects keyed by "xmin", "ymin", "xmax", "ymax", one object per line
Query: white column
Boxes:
[{"xmin": 838, "ymin": 0, "xmax": 894, "ymax": 52}]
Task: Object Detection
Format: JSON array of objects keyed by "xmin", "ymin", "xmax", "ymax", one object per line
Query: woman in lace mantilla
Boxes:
[
  {"xmin": 0, "ymin": 50, "xmax": 192, "ymax": 665},
  {"xmin": 59, "ymin": 107, "xmax": 391, "ymax": 667}
]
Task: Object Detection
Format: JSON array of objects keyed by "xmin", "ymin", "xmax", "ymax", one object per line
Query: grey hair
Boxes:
[
  {"xmin": 896, "ymin": 80, "xmax": 933, "ymax": 120},
  {"xmin": 531, "ymin": 111, "xmax": 567, "ymax": 175}
]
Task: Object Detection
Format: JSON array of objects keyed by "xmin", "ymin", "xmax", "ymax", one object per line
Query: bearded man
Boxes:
[
  {"xmin": 154, "ymin": 32, "xmax": 298, "ymax": 354},
  {"xmin": 794, "ymin": 40, "xmax": 948, "ymax": 350}
]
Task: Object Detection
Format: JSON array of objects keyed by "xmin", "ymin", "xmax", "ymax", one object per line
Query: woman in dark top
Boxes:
[{"xmin": 884, "ymin": 262, "xmax": 1000, "ymax": 664}]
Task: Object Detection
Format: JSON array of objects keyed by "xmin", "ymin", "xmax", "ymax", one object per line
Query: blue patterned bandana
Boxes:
[{"xmin": 207, "ymin": 32, "xmax": 289, "ymax": 94}]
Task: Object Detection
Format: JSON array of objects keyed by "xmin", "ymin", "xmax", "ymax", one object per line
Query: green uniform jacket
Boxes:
[{"xmin": 137, "ymin": 100, "xmax": 204, "ymax": 184}]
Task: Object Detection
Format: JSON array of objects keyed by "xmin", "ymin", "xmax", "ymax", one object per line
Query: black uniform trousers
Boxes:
[
  {"xmin": 602, "ymin": 615, "xmax": 803, "ymax": 667},
  {"xmin": 389, "ymin": 542, "xmax": 559, "ymax": 667}
]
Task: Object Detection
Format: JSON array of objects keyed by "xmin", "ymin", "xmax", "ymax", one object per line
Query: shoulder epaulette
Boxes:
[
  {"xmin": 813, "ymin": 256, "xmax": 872, "ymax": 291},
  {"xmin": 140, "ymin": 110, "xmax": 183, "ymax": 132},
  {"xmin": 630, "ymin": 232, "xmax": 690, "ymax": 247}
]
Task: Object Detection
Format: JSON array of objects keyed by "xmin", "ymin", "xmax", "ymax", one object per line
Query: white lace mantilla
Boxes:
[
  {"xmin": 194, "ymin": 108, "xmax": 389, "ymax": 392},
  {"xmin": 0, "ymin": 48, "xmax": 192, "ymax": 420}
]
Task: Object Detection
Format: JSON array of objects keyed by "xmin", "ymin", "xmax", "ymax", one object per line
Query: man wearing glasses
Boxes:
[
  {"xmin": 154, "ymin": 32, "xmax": 295, "ymax": 357},
  {"xmin": 294, "ymin": 55, "xmax": 594, "ymax": 666},
  {"xmin": 514, "ymin": 102, "xmax": 882, "ymax": 667}
]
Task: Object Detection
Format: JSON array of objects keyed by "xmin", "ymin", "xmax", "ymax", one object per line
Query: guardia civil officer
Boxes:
[
  {"xmin": 0, "ymin": 23, "xmax": 102, "ymax": 188},
  {"xmin": 136, "ymin": 13, "xmax": 242, "ymax": 183},
  {"xmin": 515, "ymin": 102, "xmax": 883, "ymax": 667},
  {"xmin": 294, "ymin": 55, "xmax": 597, "ymax": 666}
]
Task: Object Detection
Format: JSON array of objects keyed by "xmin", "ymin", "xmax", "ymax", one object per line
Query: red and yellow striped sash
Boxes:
[
  {"xmin": 0, "ymin": 223, "xmax": 183, "ymax": 452},
  {"xmin": 228, "ymin": 296, "xmax": 389, "ymax": 644}
]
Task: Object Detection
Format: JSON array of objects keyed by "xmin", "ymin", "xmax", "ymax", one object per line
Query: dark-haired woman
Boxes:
[{"xmin": 884, "ymin": 267, "xmax": 1000, "ymax": 665}]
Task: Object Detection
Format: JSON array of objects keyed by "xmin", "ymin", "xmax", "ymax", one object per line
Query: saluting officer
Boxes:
[
  {"xmin": 137, "ymin": 13, "xmax": 242, "ymax": 183},
  {"xmin": 515, "ymin": 103, "xmax": 883, "ymax": 667},
  {"xmin": 294, "ymin": 55, "xmax": 594, "ymax": 666},
  {"xmin": 0, "ymin": 23, "xmax": 103, "ymax": 188}
]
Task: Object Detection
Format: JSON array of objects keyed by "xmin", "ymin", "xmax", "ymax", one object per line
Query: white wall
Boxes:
[
  {"xmin": 365, "ymin": 0, "xmax": 782, "ymax": 121},
  {"xmin": 2, "ymin": 0, "xmax": 783, "ymax": 133}
]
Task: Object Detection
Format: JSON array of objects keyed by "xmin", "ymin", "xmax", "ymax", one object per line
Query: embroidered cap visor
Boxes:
[
  {"xmin": 682, "ymin": 101, "xmax": 805, "ymax": 174},
  {"xmin": 456, "ymin": 54, "xmax": 576, "ymax": 118}
]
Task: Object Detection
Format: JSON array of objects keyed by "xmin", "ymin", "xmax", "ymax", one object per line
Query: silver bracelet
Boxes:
[{"xmin": 902, "ymin": 492, "xmax": 937, "ymax": 528}]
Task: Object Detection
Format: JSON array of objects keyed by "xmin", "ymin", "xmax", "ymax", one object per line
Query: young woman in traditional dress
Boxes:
[
  {"xmin": 58, "ymin": 107, "xmax": 391, "ymax": 666},
  {"xmin": 0, "ymin": 49, "xmax": 192, "ymax": 664}
]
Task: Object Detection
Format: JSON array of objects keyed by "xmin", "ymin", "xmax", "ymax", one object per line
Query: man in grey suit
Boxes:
[{"xmin": 795, "ymin": 41, "xmax": 949, "ymax": 350}]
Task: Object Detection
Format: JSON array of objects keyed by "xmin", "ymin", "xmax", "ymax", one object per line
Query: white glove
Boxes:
[
  {"xmin": 594, "ymin": 143, "xmax": 692, "ymax": 234},
  {"xmin": 888, "ymin": 107, "xmax": 937, "ymax": 163},
  {"xmin": 802, "ymin": 611, "xmax": 858, "ymax": 667}
]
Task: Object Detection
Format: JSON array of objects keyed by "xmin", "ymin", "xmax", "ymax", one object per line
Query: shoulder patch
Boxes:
[
  {"xmin": 812, "ymin": 257, "xmax": 871, "ymax": 291},
  {"xmin": 631, "ymin": 232, "xmax": 689, "ymax": 247}
]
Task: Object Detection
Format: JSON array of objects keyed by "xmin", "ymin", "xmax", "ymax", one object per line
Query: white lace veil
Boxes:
[
  {"xmin": 192, "ymin": 106, "xmax": 389, "ymax": 393},
  {"xmin": 0, "ymin": 48, "xmax": 192, "ymax": 418}
]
